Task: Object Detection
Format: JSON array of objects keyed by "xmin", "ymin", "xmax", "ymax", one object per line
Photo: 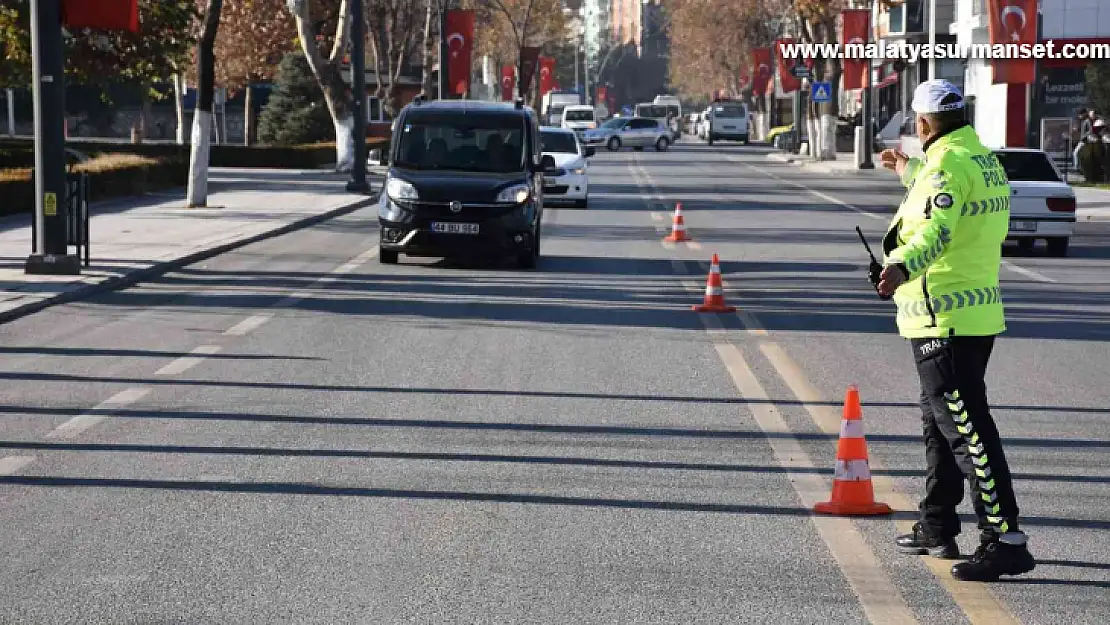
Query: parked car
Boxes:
[
  {"xmin": 540, "ymin": 127, "xmax": 592, "ymax": 208},
  {"xmin": 378, "ymin": 98, "xmax": 552, "ymax": 269},
  {"xmin": 993, "ymin": 147, "xmax": 1076, "ymax": 257},
  {"xmin": 583, "ymin": 116, "xmax": 672, "ymax": 152}
]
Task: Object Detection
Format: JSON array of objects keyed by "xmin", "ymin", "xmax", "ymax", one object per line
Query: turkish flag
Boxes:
[
  {"xmin": 775, "ymin": 39, "xmax": 800, "ymax": 94},
  {"xmin": 988, "ymin": 0, "xmax": 1037, "ymax": 84},
  {"xmin": 841, "ymin": 10, "xmax": 870, "ymax": 90},
  {"xmin": 445, "ymin": 10, "xmax": 474, "ymax": 96},
  {"xmin": 500, "ymin": 65, "xmax": 515, "ymax": 101},
  {"xmin": 597, "ymin": 86, "xmax": 608, "ymax": 107},
  {"xmin": 750, "ymin": 48, "xmax": 772, "ymax": 96},
  {"xmin": 519, "ymin": 46, "xmax": 541, "ymax": 95},
  {"xmin": 539, "ymin": 57, "xmax": 556, "ymax": 95},
  {"xmin": 62, "ymin": 0, "xmax": 139, "ymax": 33}
]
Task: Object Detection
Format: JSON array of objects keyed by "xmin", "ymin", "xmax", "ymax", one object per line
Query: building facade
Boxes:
[{"xmin": 954, "ymin": 0, "xmax": 1110, "ymax": 151}]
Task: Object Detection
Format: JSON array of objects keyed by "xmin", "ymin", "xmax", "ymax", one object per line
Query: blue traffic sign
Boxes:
[{"xmin": 811, "ymin": 81, "xmax": 832, "ymax": 103}]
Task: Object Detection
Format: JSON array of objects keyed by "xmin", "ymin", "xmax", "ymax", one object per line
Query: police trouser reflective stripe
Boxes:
[
  {"xmin": 911, "ymin": 335, "xmax": 1021, "ymax": 538},
  {"xmin": 896, "ymin": 286, "xmax": 1002, "ymax": 323}
]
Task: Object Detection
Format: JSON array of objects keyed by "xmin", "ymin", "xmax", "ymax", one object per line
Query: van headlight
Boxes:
[
  {"xmin": 497, "ymin": 184, "xmax": 530, "ymax": 204},
  {"xmin": 386, "ymin": 177, "xmax": 418, "ymax": 201},
  {"xmin": 572, "ymin": 165, "xmax": 586, "ymax": 175}
]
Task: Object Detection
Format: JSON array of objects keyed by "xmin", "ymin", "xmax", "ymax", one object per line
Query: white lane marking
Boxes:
[
  {"xmin": 686, "ymin": 241, "xmax": 703, "ymax": 251},
  {"xmin": 275, "ymin": 247, "xmax": 380, "ymax": 308},
  {"xmin": 743, "ymin": 160, "xmax": 1059, "ymax": 287},
  {"xmin": 651, "ymin": 212, "xmax": 664, "ymax": 221},
  {"xmin": 0, "ymin": 456, "xmax": 36, "ymax": 475},
  {"xmin": 155, "ymin": 345, "xmax": 222, "ymax": 376},
  {"xmin": 713, "ymin": 340, "xmax": 919, "ymax": 625},
  {"xmin": 46, "ymin": 388, "xmax": 150, "ymax": 440},
  {"xmin": 224, "ymin": 313, "xmax": 274, "ymax": 336},
  {"xmin": 669, "ymin": 260, "xmax": 920, "ymax": 623},
  {"xmin": 1001, "ymin": 260, "xmax": 1056, "ymax": 284},
  {"xmin": 757, "ymin": 342, "xmax": 1023, "ymax": 625}
]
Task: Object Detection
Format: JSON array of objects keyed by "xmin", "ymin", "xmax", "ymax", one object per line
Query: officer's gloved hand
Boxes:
[{"xmin": 868, "ymin": 260, "xmax": 893, "ymax": 301}]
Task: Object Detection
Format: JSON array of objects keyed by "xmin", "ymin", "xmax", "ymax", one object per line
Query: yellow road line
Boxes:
[{"xmin": 757, "ymin": 343, "xmax": 1023, "ymax": 625}]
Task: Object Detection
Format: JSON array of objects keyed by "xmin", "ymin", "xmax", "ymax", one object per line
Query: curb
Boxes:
[
  {"xmin": 0, "ymin": 194, "xmax": 379, "ymax": 326},
  {"xmin": 766, "ymin": 152, "xmax": 896, "ymax": 176}
]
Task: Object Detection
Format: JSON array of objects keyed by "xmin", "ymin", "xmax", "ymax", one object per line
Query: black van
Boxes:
[{"xmin": 377, "ymin": 98, "xmax": 555, "ymax": 269}]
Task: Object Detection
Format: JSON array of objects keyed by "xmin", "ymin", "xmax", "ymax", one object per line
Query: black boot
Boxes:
[
  {"xmin": 951, "ymin": 538, "xmax": 1036, "ymax": 582},
  {"xmin": 896, "ymin": 522, "xmax": 960, "ymax": 558}
]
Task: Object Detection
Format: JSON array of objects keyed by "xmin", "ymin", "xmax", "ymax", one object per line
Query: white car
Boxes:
[
  {"xmin": 993, "ymin": 148, "xmax": 1076, "ymax": 256},
  {"xmin": 540, "ymin": 127, "xmax": 591, "ymax": 208},
  {"xmin": 561, "ymin": 104, "xmax": 597, "ymax": 139}
]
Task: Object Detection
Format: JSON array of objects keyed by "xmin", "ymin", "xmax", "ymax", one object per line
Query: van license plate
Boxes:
[
  {"xmin": 1010, "ymin": 220, "xmax": 1036, "ymax": 232},
  {"xmin": 431, "ymin": 222, "xmax": 479, "ymax": 235}
]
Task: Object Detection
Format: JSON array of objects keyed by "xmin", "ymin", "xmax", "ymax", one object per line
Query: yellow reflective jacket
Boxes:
[{"xmin": 882, "ymin": 124, "xmax": 1009, "ymax": 339}]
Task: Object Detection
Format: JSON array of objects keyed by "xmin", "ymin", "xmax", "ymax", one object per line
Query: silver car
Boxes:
[{"xmin": 582, "ymin": 116, "xmax": 672, "ymax": 152}]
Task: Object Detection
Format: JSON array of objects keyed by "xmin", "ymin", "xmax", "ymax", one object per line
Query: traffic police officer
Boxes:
[{"xmin": 876, "ymin": 79, "xmax": 1036, "ymax": 582}]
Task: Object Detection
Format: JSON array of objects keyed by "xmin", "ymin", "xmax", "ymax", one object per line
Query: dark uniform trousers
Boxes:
[{"xmin": 912, "ymin": 335, "xmax": 1020, "ymax": 540}]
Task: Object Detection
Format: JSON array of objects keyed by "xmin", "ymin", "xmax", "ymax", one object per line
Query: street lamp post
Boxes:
[
  {"xmin": 859, "ymin": 0, "xmax": 876, "ymax": 169},
  {"xmin": 26, "ymin": 0, "xmax": 79, "ymax": 275},
  {"xmin": 346, "ymin": 0, "xmax": 370, "ymax": 193}
]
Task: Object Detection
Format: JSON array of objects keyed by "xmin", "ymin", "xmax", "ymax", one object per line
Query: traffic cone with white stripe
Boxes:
[
  {"xmin": 693, "ymin": 254, "xmax": 736, "ymax": 313},
  {"xmin": 663, "ymin": 202, "xmax": 691, "ymax": 242},
  {"xmin": 814, "ymin": 385, "xmax": 892, "ymax": 516}
]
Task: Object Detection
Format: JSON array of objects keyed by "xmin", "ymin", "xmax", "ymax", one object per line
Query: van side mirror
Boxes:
[
  {"xmin": 539, "ymin": 154, "xmax": 557, "ymax": 171},
  {"xmin": 584, "ymin": 147, "xmax": 596, "ymax": 157}
]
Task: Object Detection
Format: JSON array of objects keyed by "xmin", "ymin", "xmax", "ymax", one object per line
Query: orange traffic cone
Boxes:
[
  {"xmin": 692, "ymin": 254, "xmax": 736, "ymax": 313},
  {"xmin": 814, "ymin": 386, "xmax": 892, "ymax": 516},
  {"xmin": 663, "ymin": 202, "xmax": 691, "ymax": 242}
]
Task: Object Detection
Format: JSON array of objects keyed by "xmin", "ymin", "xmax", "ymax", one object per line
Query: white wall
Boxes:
[
  {"xmin": 1041, "ymin": 0, "xmax": 1110, "ymax": 39},
  {"xmin": 966, "ymin": 58, "xmax": 1009, "ymax": 148}
]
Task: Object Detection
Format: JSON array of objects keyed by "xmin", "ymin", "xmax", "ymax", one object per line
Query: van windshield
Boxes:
[
  {"xmin": 635, "ymin": 105, "xmax": 669, "ymax": 118},
  {"xmin": 564, "ymin": 109, "xmax": 594, "ymax": 121},
  {"xmin": 394, "ymin": 111, "xmax": 526, "ymax": 173}
]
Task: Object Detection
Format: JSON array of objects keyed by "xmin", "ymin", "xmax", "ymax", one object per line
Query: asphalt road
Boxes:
[{"xmin": 1, "ymin": 142, "xmax": 1108, "ymax": 624}]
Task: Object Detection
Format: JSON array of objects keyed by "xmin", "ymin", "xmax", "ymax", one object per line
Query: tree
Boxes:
[
  {"xmin": 285, "ymin": 0, "xmax": 355, "ymax": 172},
  {"xmin": 209, "ymin": 0, "xmax": 299, "ymax": 145},
  {"xmin": 257, "ymin": 51, "xmax": 333, "ymax": 144},
  {"xmin": 1087, "ymin": 61, "xmax": 1110, "ymax": 120},
  {"xmin": 0, "ymin": 0, "xmax": 197, "ymax": 135},
  {"xmin": 186, "ymin": 0, "xmax": 223, "ymax": 208},
  {"xmin": 793, "ymin": 0, "xmax": 847, "ymax": 160},
  {"xmin": 667, "ymin": 0, "xmax": 787, "ymax": 105},
  {"xmin": 473, "ymin": 0, "xmax": 568, "ymax": 103},
  {"xmin": 365, "ymin": 0, "xmax": 422, "ymax": 117}
]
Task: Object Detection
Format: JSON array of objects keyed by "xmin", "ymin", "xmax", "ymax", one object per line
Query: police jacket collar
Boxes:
[{"xmin": 922, "ymin": 120, "xmax": 971, "ymax": 154}]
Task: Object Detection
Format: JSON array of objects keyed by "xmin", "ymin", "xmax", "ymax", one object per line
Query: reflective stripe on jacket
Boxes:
[{"xmin": 882, "ymin": 124, "xmax": 1009, "ymax": 339}]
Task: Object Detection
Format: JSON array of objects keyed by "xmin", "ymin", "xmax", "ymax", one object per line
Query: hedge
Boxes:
[
  {"xmin": 0, "ymin": 153, "xmax": 187, "ymax": 217},
  {"xmin": 0, "ymin": 137, "xmax": 390, "ymax": 170}
]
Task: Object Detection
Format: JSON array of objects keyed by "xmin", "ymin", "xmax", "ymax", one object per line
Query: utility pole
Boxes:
[
  {"xmin": 437, "ymin": 0, "xmax": 452, "ymax": 99},
  {"xmin": 347, "ymin": 0, "xmax": 369, "ymax": 193},
  {"xmin": 26, "ymin": 0, "xmax": 79, "ymax": 275},
  {"xmin": 859, "ymin": 0, "xmax": 876, "ymax": 169}
]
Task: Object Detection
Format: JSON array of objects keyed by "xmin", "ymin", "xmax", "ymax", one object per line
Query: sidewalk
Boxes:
[
  {"xmin": 765, "ymin": 151, "xmax": 900, "ymax": 177},
  {"xmin": 0, "ymin": 168, "xmax": 380, "ymax": 323},
  {"xmin": 1074, "ymin": 186, "xmax": 1110, "ymax": 222}
]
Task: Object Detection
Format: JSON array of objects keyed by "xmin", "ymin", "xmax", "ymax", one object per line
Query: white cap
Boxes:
[{"xmin": 911, "ymin": 79, "xmax": 965, "ymax": 114}]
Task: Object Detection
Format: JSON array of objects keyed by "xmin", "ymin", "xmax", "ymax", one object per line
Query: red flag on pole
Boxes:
[
  {"xmin": 775, "ymin": 39, "xmax": 801, "ymax": 94},
  {"xmin": 751, "ymin": 48, "xmax": 772, "ymax": 96},
  {"xmin": 445, "ymin": 10, "xmax": 474, "ymax": 96},
  {"xmin": 519, "ymin": 47, "xmax": 541, "ymax": 95},
  {"xmin": 988, "ymin": 0, "xmax": 1038, "ymax": 84},
  {"xmin": 62, "ymin": 0, "xmax": 139, "ymax": 33},
  {"xmin": 841, "ymin": 10, "xmax": 870, "ymax": 90},
  {"xmin": 500, "ymin": 65, "xmax": 515, "ymax": 101},
  {"xmin": 539, "ymin": 57, "xmax": 556, "ymax": 96}
]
